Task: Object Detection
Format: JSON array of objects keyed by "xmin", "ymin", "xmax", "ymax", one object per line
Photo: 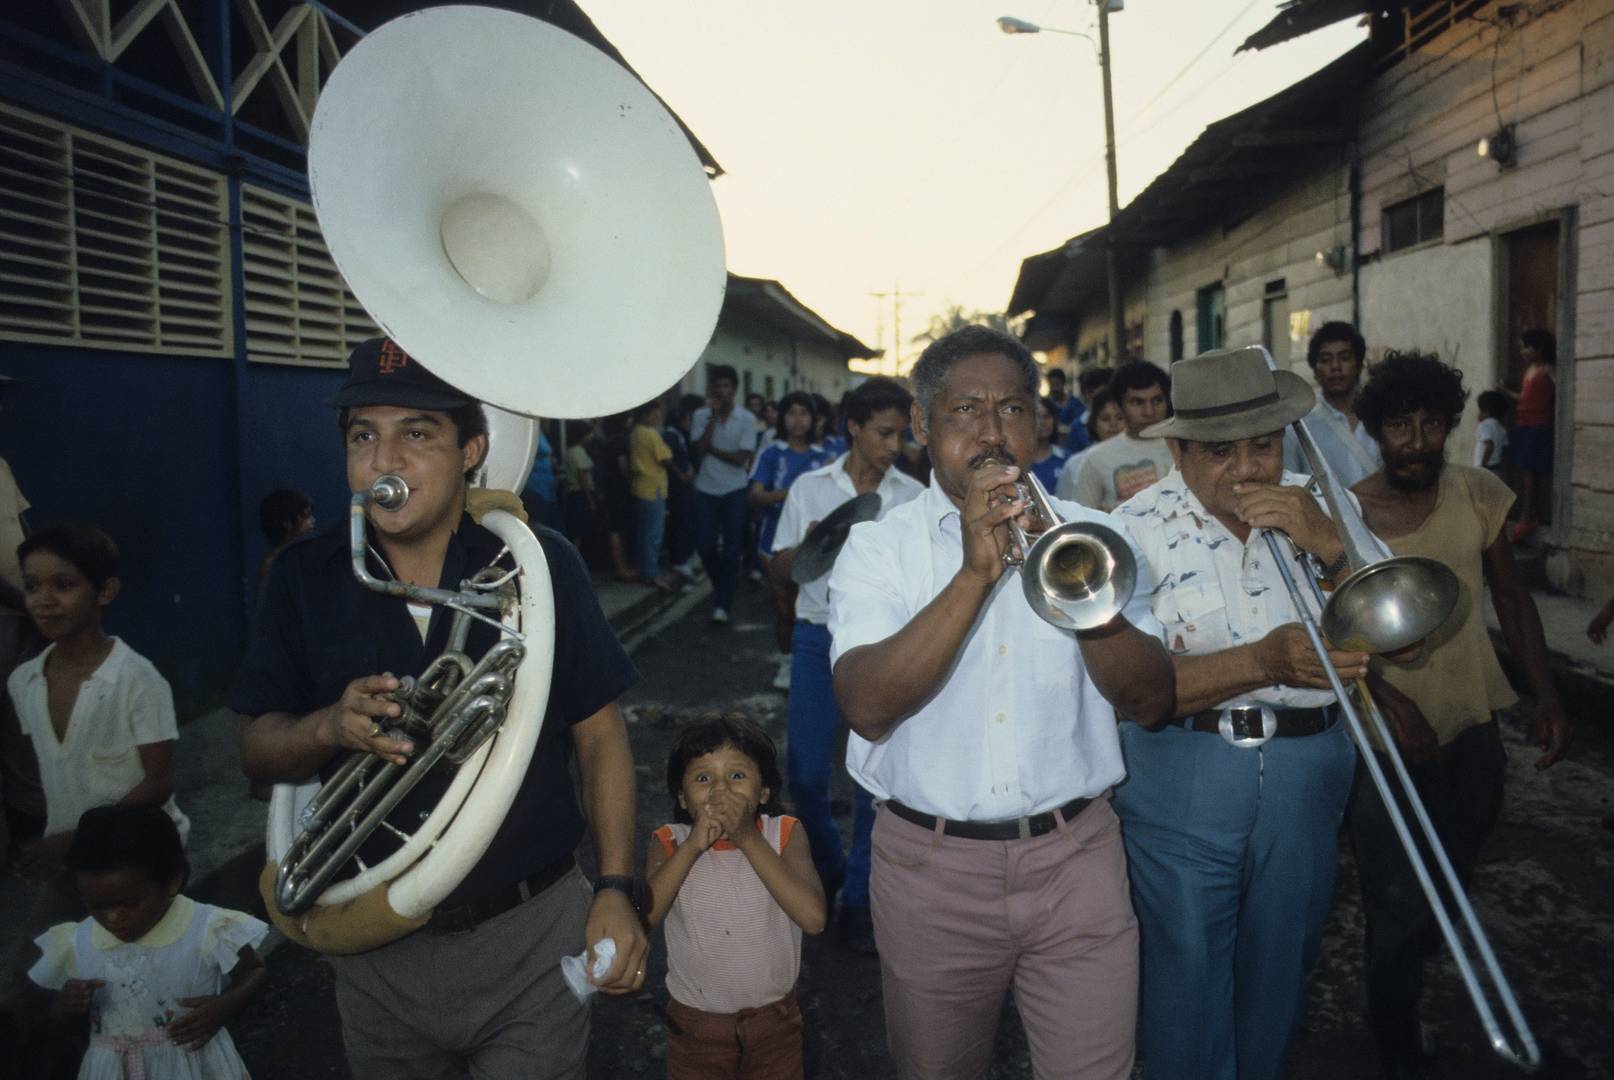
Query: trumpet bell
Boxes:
[
  {"xmin": 307, "ymin": 6, "xmax": 727, "ymax": 420},
  {"xmin": 1321, "ymin": 555, "xmax": 1459, "ymax": 654},
  {"xmin": 1021, "ymin": 522, "xmax": 1138, "ymax": 632}
]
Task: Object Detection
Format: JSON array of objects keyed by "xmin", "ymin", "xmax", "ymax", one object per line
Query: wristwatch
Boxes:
[
  {"xmin": 1319, "ymin": 549, "xmax": 1351, "ymax": 581},
  {"xmin": 593, "ymin": 874, "xmax": 643, "ymax": 912}
]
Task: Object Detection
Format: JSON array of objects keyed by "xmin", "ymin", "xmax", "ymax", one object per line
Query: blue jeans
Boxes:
[
  {"xmin": 787, "ymin": 620, "xmax": 874, "ymax": 908},
  {"xmin": 666, "ymin": 484, "xmax": 695, "ymax": 568},
  {"xmin": 1111, "ymin": 717, "xmax": 1356, "ymax": 1080},
  {"xmin": 634, "ymin": 496, "xmax": 665, "ymax": 581},
  {"xmin": 694, "ymin": 488, "xmax": 748, "ymax": 611}
]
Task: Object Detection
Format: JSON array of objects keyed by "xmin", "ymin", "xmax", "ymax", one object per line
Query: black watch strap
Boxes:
[
  {"xmin": 593, "ymin": 874, "xmax": 642, "ymax": 910},
  {"xmin": 1321, "ymin": 549, "xmax": 1351, "ymax": 581}
]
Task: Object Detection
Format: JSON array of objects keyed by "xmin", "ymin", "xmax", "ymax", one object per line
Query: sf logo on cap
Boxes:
[{"xmin": 378, "ymin": 340, "xmax": 410, "ymax": 374}]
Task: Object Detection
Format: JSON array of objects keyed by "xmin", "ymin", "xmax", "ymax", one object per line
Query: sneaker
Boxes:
[
  {"xmin": 748, "ymin": 568, "xmax": 764, "ymax": 585},
  {"xmin": 711, "ymin": 607, "xmax": 729, "ymax": 624},
  {"xmin": 773, "ymin": 656, "xmax": 792, "ymax": 690}
]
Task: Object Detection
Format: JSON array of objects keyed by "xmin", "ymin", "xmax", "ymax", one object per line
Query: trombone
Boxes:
[
  {"xmin": 1272, "ymin": 418, "xmax": 1540, "ymax": 1070},
  {"xmin": 988, "ymin": 463, "xmax": 1137, "ymax": 632}
]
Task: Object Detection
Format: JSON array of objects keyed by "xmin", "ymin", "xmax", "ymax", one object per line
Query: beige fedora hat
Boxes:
[{"xmin": 1142, "ymin": 345, "xmax": 1315, "ymax": 442}]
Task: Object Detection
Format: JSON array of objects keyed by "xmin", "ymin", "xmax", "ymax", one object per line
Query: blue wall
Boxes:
[{"xmin": 0, "ymin": 343, "xmax": 352, "ymax": 715}]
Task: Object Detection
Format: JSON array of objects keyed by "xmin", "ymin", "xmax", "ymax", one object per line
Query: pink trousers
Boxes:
[{"xmin": 870, "ymin": 798, "xmax": 1138, "ymax": 1080}]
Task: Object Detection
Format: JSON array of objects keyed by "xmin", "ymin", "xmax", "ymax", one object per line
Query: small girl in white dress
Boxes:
[{"xmin": 29, "ymin": 804, "xmax": 268, "ymax": 1080}]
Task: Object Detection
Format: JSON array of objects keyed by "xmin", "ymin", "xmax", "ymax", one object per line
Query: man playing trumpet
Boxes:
[
  {"xmin": 829, "ymin": 326, "xmax": 1174, "ymax": 1080},
  {"xmin": 1112, "ymin": 345, "xmax": 1385, "ymax": 1080},
  {"xmin": 233, "ymin": 339, "xmax": 647, "ymax": 1079}
]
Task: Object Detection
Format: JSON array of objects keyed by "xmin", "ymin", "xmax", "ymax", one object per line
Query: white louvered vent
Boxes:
[
  {"xmin": 241, "ymin": 185, "xmax": 376, "ymax": 368},
  {"xmin": 0, "ymin": 103, "xmax": 230, "ymax": 355}
]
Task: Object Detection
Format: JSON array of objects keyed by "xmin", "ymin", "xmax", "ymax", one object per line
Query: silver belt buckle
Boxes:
[{"xmin": 1218, "ymin": 702, "xmax": 1277, "ymax": 748}]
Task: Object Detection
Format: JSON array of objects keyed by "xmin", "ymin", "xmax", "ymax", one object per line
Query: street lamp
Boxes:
[{"xmin": 1000, "ymin": 7, "xmax": 1127, "ymax": 362}]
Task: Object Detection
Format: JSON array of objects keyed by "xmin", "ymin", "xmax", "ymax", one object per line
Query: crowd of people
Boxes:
[{"xmin": 0, "ymin": 320, "xmax": 1599, "ymax": 1080}]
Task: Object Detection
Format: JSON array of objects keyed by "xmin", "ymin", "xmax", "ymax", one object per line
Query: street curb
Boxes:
[
  {"xmin": 1489, "ymin": 626, "xmax": 1612, "ymax": 735},
  {"xmin": 607, "ymin": 581, "xmax": 705, "ymax": 643}
]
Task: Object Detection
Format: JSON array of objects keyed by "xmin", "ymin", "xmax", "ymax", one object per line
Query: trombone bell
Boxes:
[{"xmin": 1322, "ymin": 555, "xmax": 1459, "ymax": 654}]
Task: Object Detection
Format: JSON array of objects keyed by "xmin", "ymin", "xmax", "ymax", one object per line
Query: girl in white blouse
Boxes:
[{"xmin": 8, "ymin": 523, "xmax": 187, "ymax": 885}]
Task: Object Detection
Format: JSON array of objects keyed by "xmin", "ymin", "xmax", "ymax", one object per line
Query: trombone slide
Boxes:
[{"xmin": 1264, "ymin": 534, "xmax": 1540, "ymax": 1069}]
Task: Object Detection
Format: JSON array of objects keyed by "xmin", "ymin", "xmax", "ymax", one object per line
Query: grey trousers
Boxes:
[{"xmin": 331, "ymin": 866, "xmax": 593, "ymax": 1080}]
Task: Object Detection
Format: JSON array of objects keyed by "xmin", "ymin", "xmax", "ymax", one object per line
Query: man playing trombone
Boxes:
[
  {"xmin": 1348, "ymin": 351, "xmax": 1569, "ymax": 1079},
  {"xmin": 1112, "ymin": 345, "xmax": 1384, "ymax": 1080},
  {"xmin": 829, "ymin": 326, "xmax": 1174, "ymax": 1080}
]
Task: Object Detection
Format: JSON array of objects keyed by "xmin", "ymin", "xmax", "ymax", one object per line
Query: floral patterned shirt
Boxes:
[{"xmin": 1115, "ymin": 468, "xmax": 1378, "ymax": 710}]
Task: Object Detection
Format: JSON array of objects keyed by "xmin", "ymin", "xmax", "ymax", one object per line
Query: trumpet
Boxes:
[
  {"xmin": 1268, "ymin": 414, "xmax": 1539, "ymax": 1069},
  {"xmin": 983, "ymin": 460, "xmax": 1136, "ymax": 631}
]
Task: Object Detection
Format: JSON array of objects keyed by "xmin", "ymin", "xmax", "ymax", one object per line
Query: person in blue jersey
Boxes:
[
  {"xmin": 749, "ymin": 394, "xmax": 833, "ymax": 561},
  {"xmin": 813, "ymin": 394, "xmax": 847, "ymax": 458},
  {"xmin": 750, "ymin": 393, "xmax": 833, "ymax": 689},
  {"xmin": 1027, "ymin": 397, "xmax": 1068, "ymax": 493},
  {"xmin": 1062, "ymin": 366, "xmax": 1115, "ymax": 455}
]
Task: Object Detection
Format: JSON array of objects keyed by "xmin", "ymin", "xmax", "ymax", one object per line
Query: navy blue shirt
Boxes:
[{"xmin": 231, "ymin": 514, "xmax": 637, "ymax": 908}]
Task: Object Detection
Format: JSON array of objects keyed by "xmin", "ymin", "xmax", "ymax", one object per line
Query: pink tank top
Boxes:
[{"xmin": 654, "ymin": 814, "xmax": 801, "ymax": 1013}]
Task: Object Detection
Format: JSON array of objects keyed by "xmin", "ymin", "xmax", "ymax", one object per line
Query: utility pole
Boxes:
[
  {"xmin": 998, "ymin": 6, "xmax": 1126, "ymax": 362},
  {"xmin": 1097, "ymin": 1, "xmax": 1125, "ymax": 362},
  {"xmin": 870, "ymin": 283, "xmax": 922, "ymax": 375}
]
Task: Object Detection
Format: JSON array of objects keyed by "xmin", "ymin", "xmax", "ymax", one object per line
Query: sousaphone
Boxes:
[{"xmin": 263, "ymin": 5, "xmax": 725, "ymax": 953}]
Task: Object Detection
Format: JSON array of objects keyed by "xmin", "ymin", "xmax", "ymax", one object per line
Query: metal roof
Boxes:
[
  {"xmin": 1006, "ymin": 41, "xmax": 1371, "ymax": 334},
  {"xmin": 1238, "ymin": 0, "xmax": 1371, "ymax": 52},
  {"xmin": 723, "ymin": 275, "xmax": 880, "ymax": 360},
  {"xmin": 1237, "ymin": 1, "xmax": 1488, "ymax": 56},
  {"xmin": 1110, "ymin": 42, "xmax": 1368, "ymax": 246}
]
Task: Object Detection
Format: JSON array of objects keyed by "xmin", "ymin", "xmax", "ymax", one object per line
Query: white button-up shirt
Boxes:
[
  {"xmin": 1115, "ymin": 468, "xmax": 1384, "ymax": 711},
  {"xmin": 769, "ymin": 457, "xmax": 925, "ymax": 625},
  {"xmin": 828, "ymin": 481, "xmax": 1162, "ymax": 821},
  {"xmin": 9, "ymin": 638, "xmax": 189, "ymax": 841},
  {"xmin": 1282, "ymin": 398, "xmax": 1381, "ymax": 488},
  {"xmin": 691, "ymin": 406, "xmax": 760, "ymax": 496}
]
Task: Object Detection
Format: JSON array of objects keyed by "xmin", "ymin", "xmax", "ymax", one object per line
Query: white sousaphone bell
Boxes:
[{"xmin": 263, "ymin": 5, "xmax": 725, "ymax": 953}]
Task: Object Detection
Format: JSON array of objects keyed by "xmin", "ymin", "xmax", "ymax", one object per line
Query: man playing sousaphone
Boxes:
[
  {"xmin": 1112, "ymin": 345, "xmax": 1403, "ymax": 1080},
  {"xmin": 234, "ymin": 338, "xmax": 647, "ymax": 1078},
  {"xmin": 829, "ymin": 326, "xmax": 1175, "ymax": 1079}
]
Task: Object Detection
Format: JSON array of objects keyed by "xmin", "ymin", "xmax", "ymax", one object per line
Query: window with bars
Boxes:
[
  {"xmin": 1383, "ymin": 187, "xmax": 1444, "ymax": 253},
  {"xmin": 240, "ymin": 185, "xmax": 376, "ymax": 367},
  {"xmin": 0, "ymin": 104, "xmax": 231, "ymax": 355}
]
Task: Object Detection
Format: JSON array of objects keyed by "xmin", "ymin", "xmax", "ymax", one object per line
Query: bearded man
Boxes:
[{"xmin": 1349, "ymin": 350, "xmax": 1569, "ymax": 1080}]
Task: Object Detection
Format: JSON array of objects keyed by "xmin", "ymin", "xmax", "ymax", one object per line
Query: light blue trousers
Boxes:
[{"xmin": 1111, "ymin": 718, "xmax": 1356, "ymax": 1080}]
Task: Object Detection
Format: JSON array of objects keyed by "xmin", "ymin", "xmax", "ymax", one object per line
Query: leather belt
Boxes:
[
  {"xmin": 1170, "ymin": 706, "xmax": 1331, "ymax": 738},
  {"xmin": 425, "ymin": 853, "xmax": 575, "ymax": 934},
  {"xmin": 884, "ymin": 795, "xmax": 1094, "ymax": 841}
]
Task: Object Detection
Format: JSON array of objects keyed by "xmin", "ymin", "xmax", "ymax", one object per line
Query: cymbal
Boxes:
[{"xmin": 790, "ymin": 493, "xmax": 881, "ymax": 585}]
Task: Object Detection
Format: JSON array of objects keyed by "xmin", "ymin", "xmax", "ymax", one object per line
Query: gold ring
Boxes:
[{"xmin": 369, "ymin": 722, "xmax": 382, "ymax": 738}]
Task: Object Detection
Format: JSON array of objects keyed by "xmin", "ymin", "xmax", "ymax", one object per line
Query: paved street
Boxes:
[{"xmin": 6, "ymin": 576, "xmax": 1611, "ymax": 1078}]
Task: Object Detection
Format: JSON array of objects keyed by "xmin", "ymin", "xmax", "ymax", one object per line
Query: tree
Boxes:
[{"xmin": 912, "ymin": 304, "xmax": 1024, "ymax": 345}]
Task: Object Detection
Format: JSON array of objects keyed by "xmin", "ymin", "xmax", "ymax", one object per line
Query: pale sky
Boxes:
[{"xmin": 584, "ymin": 1, "xmax": 1365, "ymax": 373}]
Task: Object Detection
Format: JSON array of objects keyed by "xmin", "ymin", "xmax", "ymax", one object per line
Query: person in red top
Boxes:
[{"xmin": 1509, "ymin": 327, "xmax": 1555, "ymax": 543}]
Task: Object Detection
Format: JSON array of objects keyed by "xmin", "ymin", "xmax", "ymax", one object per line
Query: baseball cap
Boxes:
[{"xmin": 326, "ymin": 337, "xmax": 474, "ymax": 411}]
